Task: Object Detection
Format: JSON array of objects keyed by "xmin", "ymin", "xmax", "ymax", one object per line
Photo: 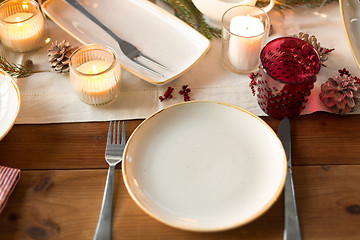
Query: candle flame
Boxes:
[
  {"xmin": 22, "ymin": 2, "xmax": 29, "ymax": 10},
  {"xmin": 92, "ymin": 65, "xmax": 98, "ymax": 74}
]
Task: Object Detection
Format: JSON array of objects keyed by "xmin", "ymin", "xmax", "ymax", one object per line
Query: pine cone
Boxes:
[
  {"xmin": 319, "ymin": 74, "xmax": 360, "ymax": 114},
  {"xmin": 48, "ymin": 40, "xmax": 78, "ymax": 73},
  {"xmin": 293, "ymin": 32, "xmax": 330, "ymax": 63}
]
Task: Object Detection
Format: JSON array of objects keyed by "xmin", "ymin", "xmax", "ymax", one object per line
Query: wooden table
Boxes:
[{"xmin": 1, "ymin": 112, "xmax": 360, "ymax": 239}]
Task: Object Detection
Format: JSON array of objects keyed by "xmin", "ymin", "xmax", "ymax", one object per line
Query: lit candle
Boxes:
[
  {"xmin": 0, "ymin": 0, "xmax": 46, "ymax": 52},
  {"xmin": 228, "ymin": 15, "xmax": 265, "ymax": 72},
  {"xmin": 76, "ymin": 60, "xmax": 115, "ymax": 96},
  {"xmin": 69, "ymin": 45, "xmax": 121, "ymax": 106},
  {"xmin": 5, "ymin": 12, "xmax": 33, "ymax": 22},
  {"xmin": 77, "ymin": 60, "xmax": 112, "ymax": 75}
]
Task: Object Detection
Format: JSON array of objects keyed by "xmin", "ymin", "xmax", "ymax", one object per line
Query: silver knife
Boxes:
[{"xmin": 277, "ymin": 118, "xmax": 302, "ymax": 240}]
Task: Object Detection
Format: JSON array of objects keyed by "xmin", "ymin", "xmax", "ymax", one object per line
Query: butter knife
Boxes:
[{"xmin": 277, "ymin": 118, "xmax": 302, "ymax": 240}]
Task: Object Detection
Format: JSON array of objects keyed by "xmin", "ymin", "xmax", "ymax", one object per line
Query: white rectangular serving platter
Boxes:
[{"xmin": 42, "ymin": 0, "xmax": 210, "ymax": 85}]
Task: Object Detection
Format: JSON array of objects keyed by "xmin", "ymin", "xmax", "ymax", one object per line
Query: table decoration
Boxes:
[
  {"xmin": 179, "ymin": 85, "xmax": 191, "ymax": 101},
  {"xmin": 158, "ymin": 85, "xmax": 192, "ymax": 102},
  {"xmin": 0, "ymin": 166, "xmax": 20, "ymax": 213},
  {"xmin": 320, "ymin": 68, "xmax": 360, "ymax": 114},
  {"xmin": 0, "ymin": 0, "xmax": 46, "ymax": 53},
  {"xmin": 257, "ymin": 0, "xmax": 335, "ymax": 9},
  {"xmin": 69, "ymin": 44, "xmax": 121, "ymax": 106},
  {"xmin": 122, "ymin": 101, "xmax": 286, "ymax": 231},
  {"xmin": 158, "ymin": 0, "xmax": 336, "ymax": 40},
  {"xmin": 293, "ymin": 32, "xmax": 334, "ymax": 65},
  {"xmin": 222, "ymin": 5, "xmax": 270, "ymax": 74},
  {"xmin": 250, "ymin": 37, "xmax": 321, "ymax": 119},
  {"xmin": 160, "ymin": 0, "xmax": 221, "ymax": 40},
  {"xmin": 48, "ymin": 40, "xmax": 78, "ymax": 73},
  {"xmin": 0, "ymin": 53, "xmax": 33, "ymax": 78},
  {"xmin": 158, "ymin": 86, "xmax": 174, "ymax": 102}
]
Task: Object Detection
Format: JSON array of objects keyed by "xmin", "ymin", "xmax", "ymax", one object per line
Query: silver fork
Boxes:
[
  {"xmin": 64, "ymin": 0, "xmax": 170, "ymax": 77},
  {"xmin": 93, "ymin": 121, "xmax": 126, "ymax": 240}
]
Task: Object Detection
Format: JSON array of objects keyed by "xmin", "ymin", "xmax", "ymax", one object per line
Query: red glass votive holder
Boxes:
[{"xmin": 254, "ymin": 37, "xmax": 321, "ymax": 119}]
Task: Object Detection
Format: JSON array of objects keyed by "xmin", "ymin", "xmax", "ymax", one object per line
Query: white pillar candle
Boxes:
[
  {"xmin": 228, "ymin": 15, "xmax": 264, "ymax": 72},
  {"xmin": 0, "ymin": 0, "xmax": 46, "ymax": 52}
]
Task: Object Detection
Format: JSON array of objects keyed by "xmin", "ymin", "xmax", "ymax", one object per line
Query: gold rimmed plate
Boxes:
[
  {"xmin": 122, "ymin": 101, "xmax": 286, "ymax": 232},
  {"xmin": 0, "ymin": 70, "xmax": 20, "ymax": 141},
  {"xmin": 340, "ymin": 0, "xmax": 360, "ymax": 70}
]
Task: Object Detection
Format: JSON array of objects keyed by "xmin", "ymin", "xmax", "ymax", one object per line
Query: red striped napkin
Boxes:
[{"xmin": 0, "ymin": 166, "xmax": 20, "ymax": 213}]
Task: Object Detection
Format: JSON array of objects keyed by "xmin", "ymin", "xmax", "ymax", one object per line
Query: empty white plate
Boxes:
[
  {"xmin": 0, "ymin": 70, "xmax": 20, "ymax": 141},
  {"xmin": 122, "ymin": 101, "xmax": 286, "ymax": 231},
  {"xmin": 42, "ymin": 0, "xmax": 210, "ymax": 85}
]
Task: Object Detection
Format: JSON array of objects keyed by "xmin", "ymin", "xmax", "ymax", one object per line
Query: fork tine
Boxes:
[
  {"xmin": 121, "ymin": 121, "xmax": 126, "ymax": 145},
  {"xmin": 117, "ymin": 121, "xmax": 120, "ymax": 144},
  {"xmin": 112, "ymin": 121, "xmax": 116, "ymax": 144},
  {"xmin": 107, "ymin": 121, "xmax": 113, "ymax": 145},
  {"xmin": 139, "ymin": 53, "xmax": 171, "ymax": 71},
  {"xmin": 131, "ymin": 58, "xmax": 164, "ymax": 77}
]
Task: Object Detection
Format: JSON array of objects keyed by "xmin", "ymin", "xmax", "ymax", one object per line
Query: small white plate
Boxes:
[
  {"xmin": 0, "ymin": 70, "xmax": 20, "ymax": 141},
  {"xmin": 42, "ymin": 0, "xmax": 210, "ymax": 85},
  {"xmin": 122, "ymin": 101, "xmax": 286, "ymax": 232},
  {"xmin": 340, "ymin": 0, "xmax": 360, "ymax": 70}
]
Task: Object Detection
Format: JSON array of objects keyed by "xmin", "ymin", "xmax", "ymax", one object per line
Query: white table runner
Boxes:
[{"xmin": 6, "ymin": 2, "xmax": 359, "ymax": 124}]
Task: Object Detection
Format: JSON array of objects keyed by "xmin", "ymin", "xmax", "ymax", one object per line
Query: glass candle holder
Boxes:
[
  {"xmin": 222, "ymin": 5, "xmax": 270, "ymax": 74},
  {"xmin": 253, "ymin": 37, "xmax": 321, "ymax": 119},
  {"xmin": 69, "ymin": 44, "xmax": 121, "ymax": 106},
  {"xmin": 0, "ymin": 0, "xmax": 46, "ymax": 52}
]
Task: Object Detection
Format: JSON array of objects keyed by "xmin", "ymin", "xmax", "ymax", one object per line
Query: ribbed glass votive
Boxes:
[
  {"xmin": 69, "ymin": 44, "xmax": 121, "ymax": 106},
  {"xmin": 0, "ymin": 0, "xmax": 46, "ymax": 52}
]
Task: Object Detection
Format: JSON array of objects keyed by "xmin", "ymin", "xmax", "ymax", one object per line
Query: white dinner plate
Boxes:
[
  {"xmin": 0, "ymin": 70, "xmax": 20, "ymax": 141},
  {"xmin": 122, "ymin": 101, "xmax": 286, "ymax": 232},
  {"xmin": 340, "ymin": 0, "xmax": 360, "ymax": 70},
  {"xmin": 42, "ymin": 0, "xmax": 210, "ymax": 85}
]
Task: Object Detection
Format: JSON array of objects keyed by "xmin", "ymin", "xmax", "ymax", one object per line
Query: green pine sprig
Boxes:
[
  {"xmin": 257, "ymin": 0, "xmax": 337, "ymax": 9},
  {"xmin": 161, "ymin": 0, "xmax": 221, "ymax": 40},
  {"xmin": 0, "ymin": 54, "xmax": 34, "ymax": 78},
  {"xmin": 160, "ymin": 0, "xmax": 337, "ymax": 40}
]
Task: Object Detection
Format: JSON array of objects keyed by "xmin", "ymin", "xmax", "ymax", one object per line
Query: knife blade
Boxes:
[{"xmin": 277, "ymin": 118, "xmax": 302, "ymax": 240}]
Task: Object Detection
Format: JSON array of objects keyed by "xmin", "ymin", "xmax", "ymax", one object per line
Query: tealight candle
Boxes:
[
  {"xmin": 70, "ymin": 45, "xmax": 121, "ymax": 106},
  {"xmin": 222, "ymin": 6, "xmax": 270, "ymax": 74},
  {"xmin": 0, "ymin": 0, "xmax": 46, "ymax": 52}
]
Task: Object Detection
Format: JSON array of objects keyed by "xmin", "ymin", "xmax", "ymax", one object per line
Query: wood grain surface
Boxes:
[{"xmin": 1, "ymin": 112, "xmax": 360, "ymax": 239}]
